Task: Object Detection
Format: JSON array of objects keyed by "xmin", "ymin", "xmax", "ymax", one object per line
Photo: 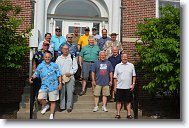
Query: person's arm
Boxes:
[
  {"xmin": 109, "ymin": 72, "xmax": 113, "ymax": 87},
  {"xmin": 32, "ymin": 59, "xmax": 37, "ymax": 73},
  {"xmin": 114, "ymin": 78, "xmax": 117, "ymax": 94},
  {"xmin": 69, "ymin": 58, "xmax": 78, "ymax": 75},
  {"xmin": 58, "ymin": 76, "xmax": 62, "ymax": 90},
  {"xmin": 91, "ymin": 71, "xmax": 96, "ymax": 91},
  {"xmin": 131, "ymin": 76, "xmax": 136, "ymax": 91},
  {"xmin": 77, "ymin": 37, "xmax": 82, "ymax": 51},
  {"xmin": 113, "ymin": 65, "xmax": 118, "ymax": 93}
]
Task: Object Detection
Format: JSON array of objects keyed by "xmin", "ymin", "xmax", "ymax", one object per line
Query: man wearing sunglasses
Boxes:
[
  {"xmin": 51, "ymin": 27, "xmax": 66, "ymax": 61},
  {"xmin": 58, "ymin": 33, "xmax": 79, "ymax": 61}
]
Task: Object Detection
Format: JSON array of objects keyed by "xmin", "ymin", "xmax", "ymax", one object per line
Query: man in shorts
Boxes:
[
  {"xmin": 29, "ymin": 52, "xmax": 62, "ymax": 119},
  {"xmin": 114, "ymin": 53, "xmax": 136, "ymax": 119},
  {"xmin": 92, "ymin": 51, "xmax": 113, "ymax": 112}
]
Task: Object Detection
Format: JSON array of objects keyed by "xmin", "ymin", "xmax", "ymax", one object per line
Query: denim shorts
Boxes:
[{"xmin": 82, "ymin": 61, "xmax": 94, "ymax": 80}]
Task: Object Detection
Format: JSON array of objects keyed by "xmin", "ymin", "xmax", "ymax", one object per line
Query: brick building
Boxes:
[{"xmin": 0, "ymin": 0, "xmax": 180, "ymax": 103}]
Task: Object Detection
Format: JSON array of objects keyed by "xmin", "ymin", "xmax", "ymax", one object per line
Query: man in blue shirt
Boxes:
[
  {"xmin": 29, "ymin": 52, "xmax": 62, "ymax": 119},
  {"xmin": 97, "ymin": 29, "xmax": 111, "ymax": 50},
  {"xmin": 58, "ymin": 33, "xmax": 79, "ymax": 61},
  {"xmin": 91, "ymin": 51, "xmax": 113, "ymax": 112},
  {"xmin": 51, "ymin": 27, "xmax": 66, "ymax": 61}
]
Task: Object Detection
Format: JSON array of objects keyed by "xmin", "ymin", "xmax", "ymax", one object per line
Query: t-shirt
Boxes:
[
  {"xmin": 92, "ymin": 60, "xmax": 113, "ymax": 86},
  {"xmin": 114, "ymin": 62, "xmax": 136, "ymax": 89}
]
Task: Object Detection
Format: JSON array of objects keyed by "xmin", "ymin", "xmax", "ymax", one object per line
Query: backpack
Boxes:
[{"xmin": 71, "ymin": 54, "xmax": 81, "ymax": 80}]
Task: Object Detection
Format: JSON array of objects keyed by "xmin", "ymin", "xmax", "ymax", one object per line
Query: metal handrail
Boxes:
[{"xmin": 133, "ymin": 82, "xmax": 138, "ymax": 119}]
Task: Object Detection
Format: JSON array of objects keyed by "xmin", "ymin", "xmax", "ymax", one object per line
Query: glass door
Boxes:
[{"xmin": 63, "ymin": 21, "xmax": 93, "ymax": 36}]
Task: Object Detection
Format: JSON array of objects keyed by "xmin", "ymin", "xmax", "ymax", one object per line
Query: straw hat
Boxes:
[
  {"xmin": 109, "ymin": 33, "xmax": 119, "ymax": 36},
  {"xmin": 62, "ymin": 75, "xmax": 71, "ymax": 84}
]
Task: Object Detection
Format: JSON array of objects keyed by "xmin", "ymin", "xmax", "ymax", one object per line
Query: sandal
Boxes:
[
  {"xmin": 115, "ymin": 115, "xmax": 121, "ymax": 119},
  {"xmin": 127, "ymin": 115, "xmax": 133, "ymax": 119},
  {"xmin": 110, "ymin": 98, "xmax": 115, "ymax": 102}
]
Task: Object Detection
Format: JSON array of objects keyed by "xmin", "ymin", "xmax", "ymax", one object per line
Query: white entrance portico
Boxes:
[{"xmin": 33, "ymin": 0, "xmax": 121, "ymax": 42}]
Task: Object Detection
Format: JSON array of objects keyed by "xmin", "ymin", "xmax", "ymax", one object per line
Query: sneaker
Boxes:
[
  {"xmin": 93, "ymin": 106, "xmax": 99, "ymax": 112},
  {"xmin": 49, "ymin": 114, "xmax": 54, "ymax": 119},
  {"xmin": 79, "ymin": 91, "xmax": 85, "ymax": 96},
  {"xmin": 41, "ymin": 104, "xmax": 49, "ymax": 114},
  {"xmin": 102, "ymin": 106, "xmax": 108, "ymax": 112}
]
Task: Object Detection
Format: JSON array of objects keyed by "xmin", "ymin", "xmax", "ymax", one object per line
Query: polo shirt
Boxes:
[
  {"xmin": 79, "ymin": 44, "xmax": 100, "ymax": 62},
  {"xmin": 114, "ymin": 62, "xmax": 136, "ymax": 89},
  {"xmin": 78, "ymin": 34, "xmax": 96, "ymax": 48},
  {"xmin": 51, "ymin": 34, "xmax": 66, "ymax": 51}
]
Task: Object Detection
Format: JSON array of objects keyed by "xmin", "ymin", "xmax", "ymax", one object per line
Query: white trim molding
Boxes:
[{"xmin": 122, "ymin": 37, "xmax": 142, "ymax": 43}]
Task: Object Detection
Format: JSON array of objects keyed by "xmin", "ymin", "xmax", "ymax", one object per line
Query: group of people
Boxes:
[{"xmin": 29, "ymin": 26, "xmax": 136, "ymax": 120}]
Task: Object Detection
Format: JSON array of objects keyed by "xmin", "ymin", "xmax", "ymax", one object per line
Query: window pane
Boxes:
[
  {"xmin": 55, "ymin": 0, "xmax": 100, "ymax": 17},
  {"xmin": 93, "ymin": 23, "xmax": 100, "ymax": 34}
]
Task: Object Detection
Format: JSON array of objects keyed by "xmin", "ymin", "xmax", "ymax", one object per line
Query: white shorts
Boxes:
[{"xmin": 38, "ymin": 89, "xmax": 59, "ymax": 101}]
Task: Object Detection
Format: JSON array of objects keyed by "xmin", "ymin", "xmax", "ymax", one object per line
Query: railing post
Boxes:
[
  {"xmin": 133, "ymin": 83, "xmax": 138, "ymax": 119},
  {"xmin": 30, "ymin": 83, "xmax": 34, "ymax": 119}
]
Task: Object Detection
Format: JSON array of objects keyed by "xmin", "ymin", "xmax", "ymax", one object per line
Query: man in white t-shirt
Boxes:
[{"xmin": 113, "ymin": 53, "xmax": 136, "ymax": 119}]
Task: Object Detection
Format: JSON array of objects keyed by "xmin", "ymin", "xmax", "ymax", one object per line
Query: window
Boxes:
[
  {"xmin": 55, "ymin": 0, "xmax": 100, "ymax": 17},
  {"xmin": 156, "ymin": 0, "xmax": 180, "ymax": 17},
  {"xmin": 159, "ymin": 0, "xmax": 180, "ymax": 8}
]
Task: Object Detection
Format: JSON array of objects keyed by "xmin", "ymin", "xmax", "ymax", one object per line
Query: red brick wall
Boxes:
[
  {"xmin": 0, "ymin": 0, "xmax": 32, "ymax": 103},
  {"xmin": 121, "ymin": 0, "xmax": 156, "ymax": 98},
  {"xmin": 122, "ymin": 0, "xmax": 156, "ymax": 38}
]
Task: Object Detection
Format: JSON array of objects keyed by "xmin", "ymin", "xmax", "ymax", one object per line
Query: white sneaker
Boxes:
[
  {"xmin": 41, "ymin": 104, "xmax": 49, "ymax": 114},
  {"xmin": 49, "ymin": 114, "xmax": 54, "ymax": 119},
  {"xmin": 102, "ymin": 106, "xmax": 108, "ymax": 112},
  {"xmin": 93, "ymin": 106, "xmax": 99, "ymax": 112}
]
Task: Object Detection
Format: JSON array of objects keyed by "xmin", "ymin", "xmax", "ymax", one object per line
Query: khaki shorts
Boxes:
[
  {"xmin": 94, "ymin": 85, "xmax": 110, "ymax": 96},
  {"xmin": 38, "ymin": 89, "xmax": 59, "ymax": 101}
]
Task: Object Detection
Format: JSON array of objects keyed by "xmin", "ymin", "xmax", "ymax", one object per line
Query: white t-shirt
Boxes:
[{"xmin": 114, "ymin": 62, "xmax": 136, "ymax": 89}]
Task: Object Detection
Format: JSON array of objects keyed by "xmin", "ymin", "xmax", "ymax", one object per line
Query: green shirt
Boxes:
[
  {"xmin": 72, "ymin": 34, "xmax": 80, "ymax": 45},
  {"xmin": 79, "ymin": 44, "xmax": 100, "ymax": 61}
]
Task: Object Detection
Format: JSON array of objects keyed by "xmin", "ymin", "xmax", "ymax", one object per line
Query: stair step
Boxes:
[{"xmin": 36, "ymin": 109, "xmax": 133, "ymax": 120}]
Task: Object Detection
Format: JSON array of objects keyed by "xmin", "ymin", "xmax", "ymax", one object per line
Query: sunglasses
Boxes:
[
  {"xmin": 56, "ymin": 30, "xmax": 61, "ymax": 32},
  {"xmin": 67, "ymin": 37, "xmax": 72, "ymax": 38}
]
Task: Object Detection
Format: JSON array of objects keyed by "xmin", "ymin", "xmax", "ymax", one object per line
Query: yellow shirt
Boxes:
[{"xmin": 78, "ymin": 34, "xmax": 96, "ymax": 48}]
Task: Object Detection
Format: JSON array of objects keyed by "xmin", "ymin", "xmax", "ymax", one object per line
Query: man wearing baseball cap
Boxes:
[
  {"xmin": 92, "ymin": 27, "xmax": 101, "ymax": 41},
  {"xmin": 51, "ymin": 26, "xmax": 66, "ymax": 61},
  {"xmin": 77, "ymin": 26, "xmax": 96, "ymax": 51}
]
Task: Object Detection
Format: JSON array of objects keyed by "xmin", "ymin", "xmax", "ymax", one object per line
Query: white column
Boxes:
[
  {"xmin": 36, "ymin": 0, "xmax": 45, "ymax": 42},
  {"xmin": 112, "ymin": 0, "xmax": 121, "ymax": 38}
]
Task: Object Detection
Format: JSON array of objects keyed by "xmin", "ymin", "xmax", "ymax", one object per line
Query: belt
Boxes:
[{"xmin": 84, "ymin": 61, "xmax": 94, "ymax": 63}]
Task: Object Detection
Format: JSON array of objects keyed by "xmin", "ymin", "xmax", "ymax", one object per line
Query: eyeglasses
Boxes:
[
  {"xmin": 67, "ymin": 37, "xmax": 72, "ymax": 38},
  {"xmin": 56, "ymin": 30, "xmax": 61, "ymax": 32}
]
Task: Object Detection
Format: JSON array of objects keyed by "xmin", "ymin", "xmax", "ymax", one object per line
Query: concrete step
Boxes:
[{"xmin": 36, "ymin": 109, "xmax": 134, "ymax": 120}]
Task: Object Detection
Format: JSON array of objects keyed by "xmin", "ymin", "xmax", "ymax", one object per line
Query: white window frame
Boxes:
[{"xmin": 156, "ymin": 0, "xmax": 180, "ymax": 17}]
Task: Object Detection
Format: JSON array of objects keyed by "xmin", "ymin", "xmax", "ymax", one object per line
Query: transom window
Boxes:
[{"xmin": 55, "ymin": 0, "xmax": 101, "ymax": 17}]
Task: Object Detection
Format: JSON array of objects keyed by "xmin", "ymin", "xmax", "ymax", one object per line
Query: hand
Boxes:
[
  {"xmin": 29, "ymin": 77, "xmax": 34, "ymax": 84},
  {"xmin": 65, "ymin": 73, "xmax": 71, "ymax": 77},
  {"xmin": 58, "ymin": 83, "xmax": 62, "ymax": 90},
  {"xmin": 130, "ymin": 84, "xmax": 135, "ymax": 91},
  {"xmin": 92, "ymin": 81, "xmax": 96, "ymax": 88},
  {"xmin": 109, "ymin": 81, "xmax": 112, "ymax": 86}
]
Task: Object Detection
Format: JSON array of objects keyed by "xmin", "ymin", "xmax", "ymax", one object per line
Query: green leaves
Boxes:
[
  {"xmin": 136, "ymin": 5, "xmax": 180, "ymax": 95},
  {"xmin": 0, "ymin": 0, "xmax": 30, "ymax": 69}
]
